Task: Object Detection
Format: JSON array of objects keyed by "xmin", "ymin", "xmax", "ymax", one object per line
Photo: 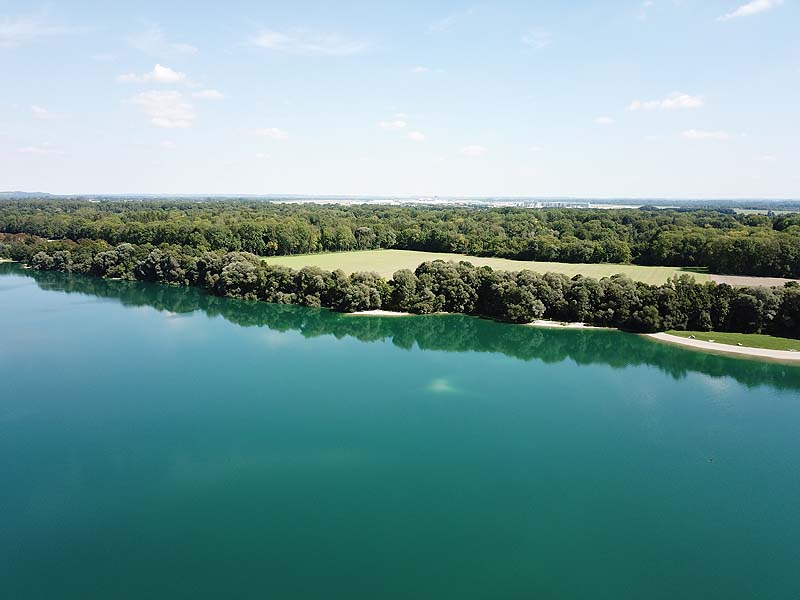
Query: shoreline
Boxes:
[
  {"xmin": 348, "ymin": 310, "xmax": 800, "ymax": 362},
  {"xmin": 7, "ymin": 259, "xmax": 798, "ymax": 364},
  {"xmin": 646, "ymin": 332, "xmax": 800, "ymax": 362},
  {"xmin": 526, "ymin": 319, "xmax": 611, "ymax": 330},
  {"xmin": 348, "ymin": 309, "xmax": 414, "ymax": 317},
  {"xmin": 347, "ymin": 312, "xmax": 610, "ymax": 329}
]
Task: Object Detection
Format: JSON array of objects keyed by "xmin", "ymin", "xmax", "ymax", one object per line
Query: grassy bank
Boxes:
[
  {"xmin": 264, "ymin": 249, "xmax": 710, "ymax": 285},
  {"xmin": 666, "ymin": 330, "xmax": 800, "ymax": 352}
]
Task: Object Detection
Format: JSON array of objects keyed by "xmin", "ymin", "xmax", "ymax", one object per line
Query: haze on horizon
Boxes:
[{"xmin": 1, "ymin": 0, "xmax": 798, "ymax": 198}]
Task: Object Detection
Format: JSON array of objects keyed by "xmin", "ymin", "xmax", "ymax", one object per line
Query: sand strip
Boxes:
[
  {"xmin": 348, "ymin": 309, "xmax": 413, "ymax": 317},
  {"xmin": 646, "ymin": 332, "xmax": 800, "ymax": 362},
  {"xmin": 526, "ymin": 319, "xmax": 610, "ymax": 330}
]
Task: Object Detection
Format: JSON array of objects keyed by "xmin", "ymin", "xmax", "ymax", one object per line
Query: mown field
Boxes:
[
  {"xmin": 264, "ymin": 249, "xmax": 710, "ymax": 285},
  {"xmin": 666, "ymin": 330, "xmax": 800, "ymax": 352}
]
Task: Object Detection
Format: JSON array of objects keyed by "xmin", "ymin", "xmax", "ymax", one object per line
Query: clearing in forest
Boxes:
[{"xmin": 263, "ymin": 249, "xmax": 710, "ymax": 285}]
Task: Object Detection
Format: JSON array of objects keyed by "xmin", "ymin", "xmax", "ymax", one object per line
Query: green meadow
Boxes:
[{"xmin": 264, "ymin": 249, "xmax": 710, "ymax": 285}]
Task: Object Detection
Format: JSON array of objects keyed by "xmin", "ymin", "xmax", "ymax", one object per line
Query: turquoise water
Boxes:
[{"xmin": 2, "ymin": 263, "xmax": 800, "ymax": 599}]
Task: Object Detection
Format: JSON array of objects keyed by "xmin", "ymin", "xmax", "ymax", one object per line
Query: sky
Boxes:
[{"xmin": 1, "ymin": 0, "xmax": 798, "ymax": 198}]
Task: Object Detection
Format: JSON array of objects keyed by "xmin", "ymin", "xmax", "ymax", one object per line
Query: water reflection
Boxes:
[{"xmin": 5, "ymin": 263, "xmax": 800, "ymax": 391}]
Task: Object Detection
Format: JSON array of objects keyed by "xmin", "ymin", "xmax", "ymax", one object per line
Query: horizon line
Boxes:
[{"xmin": 2, "ymin": 192, "xmax": 799, "ymax": 202}]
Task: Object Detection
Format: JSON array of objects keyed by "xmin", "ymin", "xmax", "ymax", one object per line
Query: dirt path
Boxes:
[{"xmin": 710, "ymin": 274, "xmax": 799, "ymax": 287}]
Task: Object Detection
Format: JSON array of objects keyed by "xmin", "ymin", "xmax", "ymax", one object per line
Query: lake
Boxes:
[{"xmin": 2, "ymin": 263, "xmax": 800, "ymax": 599}]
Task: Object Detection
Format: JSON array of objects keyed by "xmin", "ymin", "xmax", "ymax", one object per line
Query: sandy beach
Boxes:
[
  {"xmin": 646, "ymin": 332, "xmax": 800, "ymax": 362},
  {"xmin": 527, "ymin": 319, "xmax": 610, "ymax": 330},
  {"xmin": 348, "ymin": 309, "xmax": 414, "ymax": 317}
]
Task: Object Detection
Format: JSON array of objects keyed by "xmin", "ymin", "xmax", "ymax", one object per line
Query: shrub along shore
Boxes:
[{"xmin": 3, "ymin": 234, "xmax": 800, "ymax": 339}]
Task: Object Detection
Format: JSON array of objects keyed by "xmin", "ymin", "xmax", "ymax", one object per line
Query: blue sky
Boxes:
[{"xmin": 1, "ymin": 0, "xmax": 798, "ymax": 197}]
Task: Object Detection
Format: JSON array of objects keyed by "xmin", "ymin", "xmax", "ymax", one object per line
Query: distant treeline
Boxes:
[
  {"xmin": 1, "ymin": 200, "xmax": 800, "ymax": 277},
  {"xmin": 3, "ymin": 194, "xmax": 800, "ymax": 212},
  {"xmin": 3, "ymin": 235, "xmax": 800, "ymax": 339}
]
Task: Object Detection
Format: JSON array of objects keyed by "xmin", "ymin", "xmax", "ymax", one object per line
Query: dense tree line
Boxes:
[
  {"xmin": 9, "ymin": 263, "xmax": 800, "ymax": 391},
  {"xmin": 1, "ymin": 200, "xmax": 799, "ymax": 277},
  {"xmin": 4, "ymin": 234, "xmax": 800, "ymax": 339}
]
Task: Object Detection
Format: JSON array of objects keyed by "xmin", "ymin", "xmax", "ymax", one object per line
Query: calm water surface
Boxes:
[{"xmin": 2, "ymin": 264, "xmax": 800, "ymax": 599}]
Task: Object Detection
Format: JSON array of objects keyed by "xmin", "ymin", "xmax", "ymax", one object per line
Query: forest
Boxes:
[
  {"xmin": 1, "ymin": 200, "xmax": 800, "ymax": 277},
  {"xmin": 3, "ymin": 233, "xmax": 800, "ymax": 339}
]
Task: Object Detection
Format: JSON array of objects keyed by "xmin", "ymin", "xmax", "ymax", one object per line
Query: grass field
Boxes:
[
  {"xmin": 666, "ymin": 330, "xmax": 800, "ymax": 352},
  {"xmin": 263, "ymin": 249, "xmax": 710, "ymax": 285}
]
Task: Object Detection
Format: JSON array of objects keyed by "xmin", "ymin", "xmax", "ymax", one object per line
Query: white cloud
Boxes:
[
  {"xmin": 0, "ymin": 12, "xmax": 74, "ymax": 48},
  {"xmin": 429, "ymin": 14, "xmax": 458, "ymax": 32},
  {"xmin": 461, "ymin": 145, "xmax": 486, "ymax": 157},
  {"xmin": 594, "ymin": 116, "xmax": 614, "ymax": 125},
  {"xmin": 529, "ymin": 145, "xmax": 543, "ymax": 152},
  {"xmin": 117, "ymin": 63, "xmax": 187, "ymax": 84},
  {"xmin": 380, "ymin": 119, "xmax": 407, "ymax": 130},
  {"xmin": 638, "ymin": 0, "xmax": 655, "ymax": 20},
  {"xmin": 128, "ymin": 24, "xmax": 197, "ymax": 57},
  {"xmin": 718, "ymin": 0, "xmax": 783, "ymax": 20},
  {"xmin": 381, "ymin": 115, "xmax": 425, "ymax": 140},
  {"xmin": 91, "ymin": 52, "xmax": 115, "ymax": 62},
  {"xmin": 192, "ymin": 89, "xmax": 224, "ymax": 99},
  {"xmin": 251, "ymin": 29, "xmax": 366, "ymax": 56},
  {"xmin": 160, "ymin": 140, "xmax": 176, "ymax": 149},
  {"xmin": 411, "ymin": 65, "xmax": 444, "ymax": 74},
  {"xmin": 130, "ymin": 90, "xmax": 195, "ymax": 128},
  {"xmin": 428, "ymin": 8, "xmax": 475, "ymax": 33},
  {"xmin": 755, "ymin": 154, "xmax": 777, "ymax": 161},
  {"xmin": 628, "ymin": 92, "xmax": 704, "ymax": 111},
  {"xmin": 250, "ymin": 127, "xmax": 289, "ymax": 140},
  {"xmin": 682, "ymin": 129, "xmax": 731, "ymax": 140},
  {"xmin": 522, "ymin": 30, "xmax": 553, "ymax": 49},
  {"xmin": 31, "ymin": 105, "xmax": 58, "ymax": 120},
  {"xmin": 17, "ymin": 142, "xmax": 62, "ymax": 155}
]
